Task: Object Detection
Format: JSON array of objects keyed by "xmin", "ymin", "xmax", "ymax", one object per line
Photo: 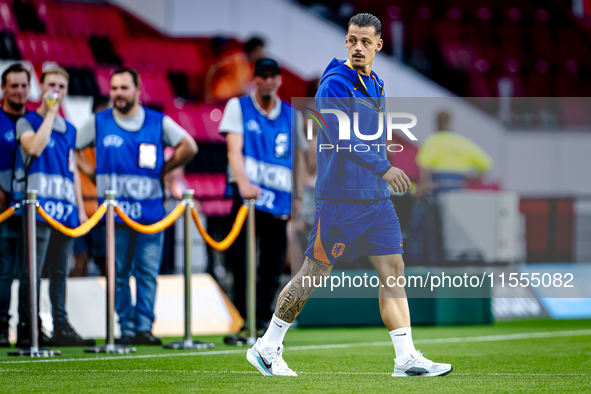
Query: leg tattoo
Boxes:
[{"xmin": 274, "ymin": 257, "xmax": 332, "ymax": 323}]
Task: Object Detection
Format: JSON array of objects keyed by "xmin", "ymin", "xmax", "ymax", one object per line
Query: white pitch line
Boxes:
[
  {"xmin": 1, "ymin": 329, "xmax": 589, "ymax": 365},
  {"xmin": 0, "ymin": 369, "xmax": 587, "ymax": 377}
]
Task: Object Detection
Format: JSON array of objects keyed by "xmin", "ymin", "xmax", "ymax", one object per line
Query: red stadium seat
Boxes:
[
  {"xmin": 198, "ymin": 199, "xmax": 233, "ymax": 217},
  {"xmin": 52, "ymin": 37, "xmax": 76, "ymax": 66},
  {"xmin": 69, "ymin": 38, "xmax": 95, "ymax": 67},
  {"xmin": 139, "ymin": 71, "xmax": 175, "ymax": 105},
  {"xmin": 184, "ymin": 173, "xmax": 227, "ymax": 199},
  {"xmin": 114, "ymin": 39, "xmax": 202, "ymax": 74},
  {"xmin": 278, "ymin": 68, "xmax": 309, "ymax": 101},
  {"xmin": 54, "ymin": 4, "xmax": 91, "ymax": 38},
  {"xmin": 94, "ymin": 66, "xmax": 112, "ymax": 95},
  {"xmin": 87, "ymin": 6, "xmax": 126, "ymax": 38},
  {"xmin": 0, "ymin": 0, "xmax": 17, "ymax": 32},
  {"xmin": 467, "ymin": 72, "xmax": 492, "ymax": 96},
  {"xmin": 42, "ymin": 2, "xmax": 126, "ymax": 38},
  {"xmin": 166, "ymin": 103, "xmax": 226, "ymax": 143},
  {"xmin": 38, "ymin": 34, "xmax": 57, "ymax": 62},
  {"xmin": 15, "ymin": 33, "xmax": 42, "ymax": 64},
  {"xmin": 15, "ymin": 31, "xmax": 95, "ymax": 68}
]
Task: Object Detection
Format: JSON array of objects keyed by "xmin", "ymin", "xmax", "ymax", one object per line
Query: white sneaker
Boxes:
[
  {"xmin": 247, "ymin": 338, "xmax": 297, "ymax": 376},
  {"xmin": 392, "ymin": 350, "xmax": 453, "ymax": 377}
]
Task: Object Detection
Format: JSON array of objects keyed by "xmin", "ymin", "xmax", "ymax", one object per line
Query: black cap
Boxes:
[{"xmin": 254, "ymin": 58, "xmax": 281, "ymax": 76}]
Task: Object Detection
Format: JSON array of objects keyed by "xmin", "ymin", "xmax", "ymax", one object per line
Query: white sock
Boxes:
[
  {"xmin": 389, "ymin": 327, "xmax": 416, "ymax": 361},
  {"xmin": 259, "ymin": 315, "xmax": 291, "ymax": 350}
]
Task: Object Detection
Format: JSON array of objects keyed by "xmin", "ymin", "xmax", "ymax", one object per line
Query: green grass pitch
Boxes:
[{"xmin": 0, "ymin": 318, "xmax": 589, "ymax": 393}]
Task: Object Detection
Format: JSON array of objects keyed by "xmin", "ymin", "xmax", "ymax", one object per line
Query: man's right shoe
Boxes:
[
  {"xmin": 115, "ymin": 335, "xmax": 134, "ymax": 345},
  {"xmin": 392, "ymin": 350, "xmax": 453, "ymax": 377},
  {"xmin": 133, "ymin": 331, "xmax": 162, "ymax": 345},
  {"xmin": 247, "ymin": 338, "xmax": 297, "ymax": 376},
  {"xmin": 15, "ymin": 320, "xmax": 52, "ymax": 348},
  {"xmin": 0, "ymin": 319, "xmax": 10, "ymax": 347},
  {"xmin": 52, "ymin": 322, "xmax": 96, "ymax": 346}
]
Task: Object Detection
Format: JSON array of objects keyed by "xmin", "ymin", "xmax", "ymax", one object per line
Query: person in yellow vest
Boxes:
[{"xmin": 415, "ymin": 111, "xmax": 493, "ymax": 196}]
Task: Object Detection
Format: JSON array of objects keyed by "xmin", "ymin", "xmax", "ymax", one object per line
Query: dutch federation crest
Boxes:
[
  {"xmin": 331, "ymin": 243, "xmax": 346, "ymax": 258},
  {"xmin": 275, "ymin": 133, "xmax": 289, "ymax": 159}
]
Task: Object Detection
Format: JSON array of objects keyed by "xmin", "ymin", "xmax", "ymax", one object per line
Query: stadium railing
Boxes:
[{"xmin": 0, "ymin": 189, "xmax": 254, "ymax": 355}]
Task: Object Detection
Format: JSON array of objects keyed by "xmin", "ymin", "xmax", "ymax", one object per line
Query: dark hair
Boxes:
[
  {"xmin": 111, "ymin": 66, "xmax": 140, "ymax": 87},
  {"xmin": 348, "ymin": 13, "xmax": 382, "ymax": 38},
  {"xmin": 92, "ymin": 95, "xmax": 111, "ymax": 113},
  {"xmin": 2, "ymin": 63, "xmax": 31, "ymax": 86},
  {"xmin": 244, "ymin": 36, "xmax": 265, "ymax": 54},
  {"xmin": 437, "ymin": 111, "xmax": 451, "ymax": 131}
]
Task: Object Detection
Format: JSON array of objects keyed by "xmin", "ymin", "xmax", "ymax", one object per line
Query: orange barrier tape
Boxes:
[
  {"xmin": 36, "ymin": 204, "xmax": 107, "ymax": 238},
  {"xmin": 192, "ymin": 205, "xmax": 248, "ymax": 251},
  {"xmin": 0, "ymin": 206, "xmax": 16, "ymax": 225},
  {"xmin": 115, "ymin": 203, "xmax": 185, "ymax": 234}
]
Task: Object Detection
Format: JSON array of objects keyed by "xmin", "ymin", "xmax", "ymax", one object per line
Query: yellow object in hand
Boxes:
[{"xmin": 46, "ymin": 90, "xmax": 59, "ymax": 106}]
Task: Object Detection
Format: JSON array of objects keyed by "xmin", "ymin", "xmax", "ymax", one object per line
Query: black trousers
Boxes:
[{"xmin": 226, "ymin": 184, "xmax": 287, "ymax": 328}]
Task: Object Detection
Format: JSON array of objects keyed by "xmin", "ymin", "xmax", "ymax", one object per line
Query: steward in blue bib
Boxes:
[
  {"xmin": 95, "ymin": 107, "xmax": 166, "ymax": 225},
  {"xmin": 13, "ymin": 112, "xmax": 79, "ymax": 228},
  {"xmin": 238, "ymin": 95, "xmax": 293, "ymax": 217},
  {"xmin": 0, "ymin": 109, "xmax": 17, "ymax": 200}
]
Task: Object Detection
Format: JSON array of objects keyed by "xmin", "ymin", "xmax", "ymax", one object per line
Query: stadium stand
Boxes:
[
  {"xmin": 0, "ymin": 0, "xmax": 313, "ymax": 218},
  {"xmin": 297, "ymin": 0, "xmax": 591, "ymax": 98}
]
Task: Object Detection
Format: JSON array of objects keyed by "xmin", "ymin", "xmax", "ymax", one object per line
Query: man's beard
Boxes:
[
  {"xmin": 352, "ymin": 61, "xmax": 366, "ymax": 70},
  {"xmin": 352, "ymin": 54, "xmax": 366, "ymax": 69},
  {"xmin": 260, "ymin": 92, "xmax": 273, "ymax": 103},
  {"xmin": 7, "ymin": 101, "xmax": 25, "ymax": 112},
  {"xmin": 115, "ymin": 98, "xmax": 135, "ymax": 114}
]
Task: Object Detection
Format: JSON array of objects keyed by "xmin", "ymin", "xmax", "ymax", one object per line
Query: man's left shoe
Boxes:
[
  {"xmin": 133, "ymin": 331, "xmax": 162, "ymax": 345},
  {"xmin": 392, "ymin": 350, "xmax": 453, "ymax": 377},
  {"xmin": 247, "ymin": 338, "xmax": 297, "ymax": 376},
  {"xmin": 52, "ymin": 322, "xmax": 96, "ymax": 346}
]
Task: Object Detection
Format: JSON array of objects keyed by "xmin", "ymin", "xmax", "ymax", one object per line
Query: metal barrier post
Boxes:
[
  {"xmin": 9, "ymin": 190, "xmax": 60, "ymax": 357},
  {"xmin": 85, "ymin": 191, "xmax": 136, "ymax": 354},
  {"xmin": 246, "ymin": 199, "xmax": 256, "ymax": 345},
  {"xmin": 164, "ymin": 190, "xmax": 214, "ymax": 349}
]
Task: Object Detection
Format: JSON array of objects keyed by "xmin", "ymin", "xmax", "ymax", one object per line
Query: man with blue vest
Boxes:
[
  {"xmin": 14, "ymin": 66, "xmax": 93, "ymax": 347},
  {"xmin": 247, "ymin": 14, "xmax": 452, "ymax": 377},
  {"xmin": 219, "ymin": 58, "xmax": 307, "ymax": 345},
  {"xmin": 76, "ymin": 66, "xmax": 198, "ymax": 345},
  {"xmin": 0, "ymin": 63, "xmax": 30, "ymax": 347}
]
